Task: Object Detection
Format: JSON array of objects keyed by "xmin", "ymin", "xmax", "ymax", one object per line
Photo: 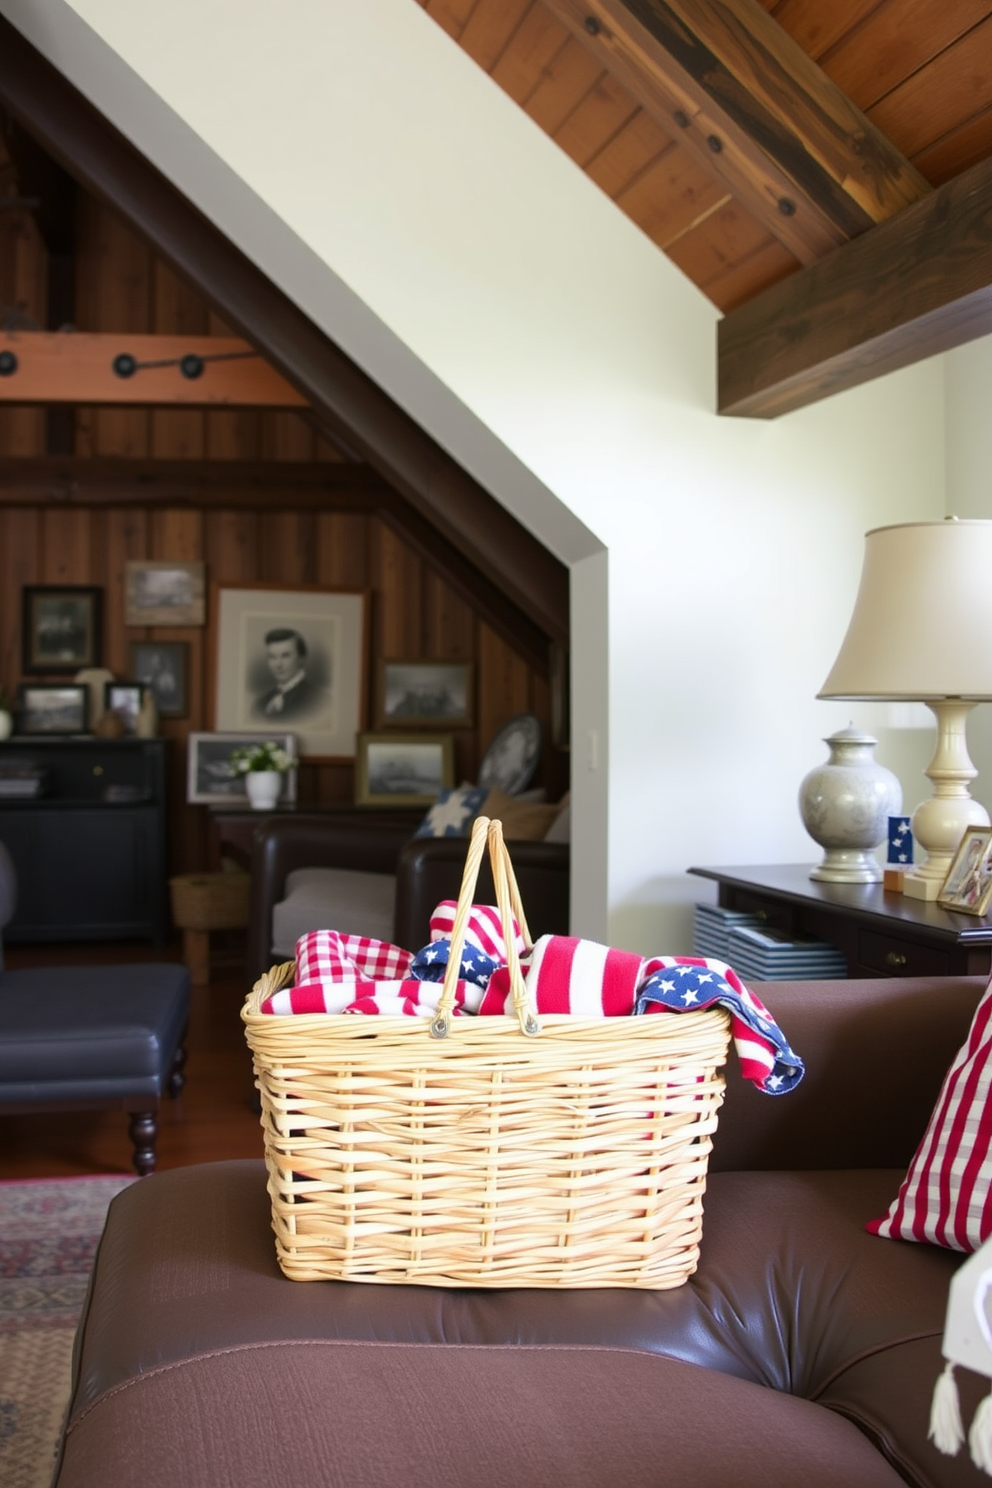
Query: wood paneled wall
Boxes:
[{"xmin": 0, "ymin": 139, "xmax": 566, "ymax": 876}]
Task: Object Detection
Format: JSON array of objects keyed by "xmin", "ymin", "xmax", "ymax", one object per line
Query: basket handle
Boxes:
[{"xmin": 429, "ymin": 815, "xmax": 540, "ymax": 1040}]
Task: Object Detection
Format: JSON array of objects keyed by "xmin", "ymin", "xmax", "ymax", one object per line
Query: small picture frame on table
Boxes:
[
  {"xmin": 186, "ymin": 731, "xmax": 297, "ymax": 806},
  {"xmin": 355, "ymin": 732, "xmax": 454, "ymax": 807},
  {"xmin": 938, "ymin": 825, "xmax": 992, "ymax": 916},
  {"xmin": 104, "ymin": 682, "xmax": 145, "ymax": 736},
  {"xmin": 129, "ymin": 641, "xmax": 189, "ymax": 718},
  {"xmin": 22, "ymin": 586, "xmax": 102, "ymax": 673},
  {"xmin": 17, "ymin": 682, "xmax": 89, "ymax": 735}
]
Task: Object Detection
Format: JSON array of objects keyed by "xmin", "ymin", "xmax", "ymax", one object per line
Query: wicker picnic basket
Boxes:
[{"xmin": 242, "ymin": 815, "xmax": 731, "ymax": 1289}]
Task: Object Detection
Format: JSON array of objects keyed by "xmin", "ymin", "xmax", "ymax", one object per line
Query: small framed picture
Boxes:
[
  {"xmin": 355, "ymin": 732, "xmax": 454, "ymax": 807},
  {"xmin": 938, "ymin": 826, "xmax": 992, "ymax": 916},
  {"xmin": 129, "ymin": 641, "xmax": 189, "ymax": 718},
  {"xmin": 17, "ymin": 682, "xmax": 89, "ymax": 735},
  {"xmin": 104, "ymin": 681, "xmax": 145, "ymax": 736},
  {"xmin": 187, "ymin": 731, "xmax": 298, "ymax": 806},
  {"xmin": 22, "ymin": 586, "xmax": 102, "ymax": 673},
  {"xmin": 378, "ymin": 659, "xmax": 473, "ymax": 728},
  {"xmin": 124, "ymin": 560, "xmax": 206, "ymax": 627}
]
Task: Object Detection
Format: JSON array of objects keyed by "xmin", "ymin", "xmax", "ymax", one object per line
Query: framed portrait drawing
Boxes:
[
  {"xmin": 22, "ymin": 586, "xmax": 102, "ymax": 673},
  {"xmin": 129, "ymin": 641, "xmax": 189, "ymax": 718},
  {"xmin": 124, "ymin": 561, "xmax": 205, "ymax": 627},
  {"xmin": 211, "ymin": 585, "xmax": 367, "ymax": 760},
  {"xmin": 17, "ymin": 682, "xmax": 89, "ymax": 735},
  {"xmin": 187, "ymin": 731, "xmax": 298, "ymax": 806},
  {"xmin": 938, "ymin": 826, "xmax": 992, "ymax": 916},
  {"xmin": 355, "ymin": 732, "xmax": 454, "ymax": 807},
  {"xmin": 378, "ymin": 660, "xmax": 473, "ymax": 729}
]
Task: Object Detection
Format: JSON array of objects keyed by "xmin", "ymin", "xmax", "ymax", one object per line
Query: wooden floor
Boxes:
[{"xmin": 0, "ymin": 935, "xmax": 264, "ymax": 1180}]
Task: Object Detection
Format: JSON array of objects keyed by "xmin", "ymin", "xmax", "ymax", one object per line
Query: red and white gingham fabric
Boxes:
[
  {"xmin": 868, "ymin": 974, "xmax": 992, "ymax": 1252},
  {"xmin": 295, "ymin": 930, "xmax": 412, "ymax": 985},
  {"xmin": 478, "ymin": 935, "xmax": 643, "ymax": 1017},
  {"xmin": 259, "ymin": 929, "xmax": 472, "ymax": 1017},
  {"xmin": 429, "ymin": 901, "xmax": 526, "ymax": 963}
]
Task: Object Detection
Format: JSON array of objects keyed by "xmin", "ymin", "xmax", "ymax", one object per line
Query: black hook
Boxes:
[
  {"xmin": 0, "ymin": 350, "xmax": 17, "ymax": 376},
  {"xmin": 113, "ymin": 353, "xmax": 136, "ymax": 379},
  {"xmin": 179, "ymin": 354, "xmax": 204, "ymax": 380}
]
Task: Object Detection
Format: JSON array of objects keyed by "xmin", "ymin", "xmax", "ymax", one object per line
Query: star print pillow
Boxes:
[{"xmin": 414, "ymin": 784, "xmax": 489, "ymax": 838}]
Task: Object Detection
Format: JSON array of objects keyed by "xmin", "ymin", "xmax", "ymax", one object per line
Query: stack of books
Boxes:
[
  {"xmin": 692, "ymin": 903, "xmax": 764, "ymax": 959},
  {"xmin": 0, "ymin": 762, "xmax": 48, "ymax": 799},
  {"xmin": 726, "ymin": 923, "xmax": 848, "ymax": 981}
]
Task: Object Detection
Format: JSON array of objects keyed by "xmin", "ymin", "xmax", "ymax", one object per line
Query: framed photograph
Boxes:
[
  {"xmin": 378, "ymin": 659, "xmax": 473, "ymax": 729},
  {"xmin": 938, "ymin": 826, "xmax": 992, "ymax": 915},
  {"xmin": 355, "ymin": 732, "xmax": 454, "ymax": 807},
  {"xmin": 212, "ymin": 584, "xmax": 367, "ymax": 760},
  {"xmin": 129, "ymin": 641, "xmax": 189, "ymax": 718},
  {"xmin": 186, "ymin": 731, "xmax": 298, "ymax": 806},
  {"xmin": 22, "ymin": 586, "xmax": 102, "ymax": 673},
  {"xmin": 124, "ymin": 560, "xmax": 205, "ymax": 627},
  {"xmin": 104, "ymin": 681, "xmax": 145, "ymax": 736},
  {"xmin": 17, "ymin": 682, "xmax": 89, "ymax": 735}
]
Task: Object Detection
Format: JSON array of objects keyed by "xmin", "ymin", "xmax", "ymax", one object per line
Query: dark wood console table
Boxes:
[
  {"xmin": 0, "ymin": 737, "xmax": 167, "ymax": 944},
  {"xmin": 208, "ymin": 804, "xmax": 424, "ymax": 871},
  {"xmin": 688, "ymin": 863, "xmax": 992, "ymax": 978}
]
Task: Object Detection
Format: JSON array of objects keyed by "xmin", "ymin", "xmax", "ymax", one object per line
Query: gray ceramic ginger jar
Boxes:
[{"xmin": 799, "ymin": 725, "xmax": 902, "ymax": 883}]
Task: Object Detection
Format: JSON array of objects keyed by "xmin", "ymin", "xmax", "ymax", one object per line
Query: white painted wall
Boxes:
[{"xmin": 3, "ymin": 0, "xmax": 949, "ymax": 952}]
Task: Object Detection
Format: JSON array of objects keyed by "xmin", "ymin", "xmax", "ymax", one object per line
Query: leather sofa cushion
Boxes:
[
  {"xmin": 71, "ymin": 1160, "xmax": 961, "ymax": 1485},
  {"xmin": 0, "ymin": 963, "xmax": 189, "ymax": 1101},
  {"xmin": 57, "ymin": 1338, "xmax": 905, "ymax": 1488},
  {"xmin": 270, "ymin": 867, "xmax": 396, "ymax": 960}
]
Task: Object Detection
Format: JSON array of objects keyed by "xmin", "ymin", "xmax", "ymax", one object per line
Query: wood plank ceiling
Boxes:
[{"xmin": 419, "ymin": 0, "xmax": 992, "ymax": 413}]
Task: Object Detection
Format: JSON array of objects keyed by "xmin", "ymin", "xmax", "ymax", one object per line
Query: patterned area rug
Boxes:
[{"xmin": 0, "ymin": 1176, "xmax": 135, "ymax": 1488}]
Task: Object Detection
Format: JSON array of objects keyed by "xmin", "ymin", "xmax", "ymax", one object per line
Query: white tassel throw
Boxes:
[{"xmin": 929, "ymin": 1361, "xmax": 965, "ymax": 1456}]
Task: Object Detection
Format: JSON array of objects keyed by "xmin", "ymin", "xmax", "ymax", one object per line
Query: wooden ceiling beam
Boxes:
[
  {"xmin": 718, "ymin": 153, "xmax": 992, "ymax": 418},
  {"xmin": 542, "ymin": 0, "xmax": 931, "ymax": 264},
  {"xmin": 0, "ymin": 332, "xmax": 308, "ymax": 406},
  {"xmin": 0, "ymin": 458, "xmax": 381, "ymax": 506}
]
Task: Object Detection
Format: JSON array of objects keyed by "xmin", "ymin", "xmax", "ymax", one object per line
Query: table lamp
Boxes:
[{"xmin": 818, "ymin": 518, "xmax": 992, "ymax": 901}]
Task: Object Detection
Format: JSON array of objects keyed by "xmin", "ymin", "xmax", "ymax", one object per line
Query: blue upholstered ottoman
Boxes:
[{"xmin": 0, "ymin": 963, "xmax": 190, "ymax": 1174}]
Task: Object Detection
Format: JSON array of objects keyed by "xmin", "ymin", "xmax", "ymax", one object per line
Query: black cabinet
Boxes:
[{"xmin": 0, "ymin": 738, "xmax": 167, "ymax": 944}]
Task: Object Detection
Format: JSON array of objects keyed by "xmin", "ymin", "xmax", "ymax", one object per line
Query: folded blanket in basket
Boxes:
[{"xmin": 261, "ymin": 974, "xmax": 479, "ymax": 1017}]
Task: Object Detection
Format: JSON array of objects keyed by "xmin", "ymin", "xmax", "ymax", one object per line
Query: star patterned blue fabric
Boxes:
[
  {"xmin": 413, "ymin": 785, "xmax": 489, "ymax": 839},
  {"xmin": 888, "ymin": 815, "xmax": 914, "ymax": 866},
  {"xmin": 409, "ymin": 938, "xmax": 498, "ymax": 988},
  {"xmin": 635, "ymin": 962, "xmax": 805, "ymax": 1094}
]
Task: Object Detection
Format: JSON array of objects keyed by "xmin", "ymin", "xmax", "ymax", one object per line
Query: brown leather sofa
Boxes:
[
  {"xmin": 248, "ymin": 813, "xmax": 571, "ymax": 984},
  {"xmin": 55, "ymin": 974, "xmax": 983, "ymax": 1487}
]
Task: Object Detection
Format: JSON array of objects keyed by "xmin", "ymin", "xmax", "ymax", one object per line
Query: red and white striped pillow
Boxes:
[{"xmin": 868, "ymin": 977, "xmax": 992, "ymax": 1252}]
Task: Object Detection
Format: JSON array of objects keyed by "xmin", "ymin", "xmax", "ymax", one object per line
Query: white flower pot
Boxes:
[{"xmin": 245, "ymin": 770, "xmax": 283, "ymax": 810}]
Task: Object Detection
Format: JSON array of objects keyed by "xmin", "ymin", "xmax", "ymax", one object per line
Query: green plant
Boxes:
[{"xmin": 228, "ymin": 740, "xmax": 293, "ymax": 775}]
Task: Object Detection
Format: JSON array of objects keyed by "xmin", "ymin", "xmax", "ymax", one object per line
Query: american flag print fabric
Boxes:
[
  {"xmin": 429, "ymin": 901, "xmax": 526, "ymax": 963},
  {"xmin": 867, "ymin": 977, "xmax": 992, "ymax": 1252},
  {"xmin": 635, "ymin": 957, "xmax": 804, "ymax": 1094},
  {"xmin": 477, "ymin": 935, "xmax": 643, "ymax": 1017}
]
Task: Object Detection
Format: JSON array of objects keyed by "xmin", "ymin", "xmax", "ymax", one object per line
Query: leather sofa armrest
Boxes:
[
  {"xmin": 248, "ymin": 815, "xmax": 414, "ymax": 985},
  {"xmin": 710, "ymin": 974, "xmax": 986, "ymax": 1173},
  {"xmin": 394, "ymin": 836, "xmax": 569, "ymax": 953}
]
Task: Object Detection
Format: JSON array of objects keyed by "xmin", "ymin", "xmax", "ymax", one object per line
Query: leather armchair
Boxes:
[{"xmin": 248, "ymin": 815, "xmax": 570, "ymax": 984}]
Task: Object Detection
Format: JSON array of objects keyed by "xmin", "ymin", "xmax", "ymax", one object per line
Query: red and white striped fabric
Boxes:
[
  {"xmin": 478, "ymin": 935, "xmax": 644, "ymax": 1017},
  {"xmin": 344, "ymin": 980, "xmax": 474, "ymax": 1018},
  {"xmin": 429, "ymin": 901, "xmax": 526, "ymax": 963},
  {"xmin": 868, "ymin": 976, "xmax": 992, "ymax": 1252},
  {"xmin": 295, "ymin": 930, "xmax": 412, "ymax": 985}
]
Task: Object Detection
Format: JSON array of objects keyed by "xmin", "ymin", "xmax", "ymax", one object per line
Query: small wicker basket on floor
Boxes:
[
  {"xmin": 169, "ymin": 872, "xmax": 250, "ymax": 931},
  {"xmin": 242, "ymin": 817, "xmax": 731, "ymax": 1290}
]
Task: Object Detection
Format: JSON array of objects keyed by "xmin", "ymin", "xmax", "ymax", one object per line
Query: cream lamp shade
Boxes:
[{"xmin": 819, "ymin": 518, "xmax": 992, "ymax": 900}]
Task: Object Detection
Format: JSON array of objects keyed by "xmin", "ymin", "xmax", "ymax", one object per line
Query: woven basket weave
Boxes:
[
  {"xmin": 242, "ymin": 817, "xmax": 731, "ymax": 1289},
  {"xmin": 169, "ymin": 872, "xmax": 250, "ymax": 931}
]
